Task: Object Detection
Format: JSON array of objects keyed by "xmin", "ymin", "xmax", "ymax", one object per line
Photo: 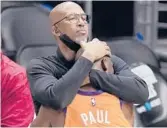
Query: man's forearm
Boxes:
[
  {"xmin": 48, "ymin": 57, "xmax": 93, "ymax": 109},
  {"xmin": 27, "ymin": 57, "xmax": 93, "ymax": 110},
  {"xmin": 90, "ymin": 69, "xmax": 149, "ymax": 104}
]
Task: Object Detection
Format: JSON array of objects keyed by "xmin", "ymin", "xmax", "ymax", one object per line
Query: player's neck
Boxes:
[{"xmin": 80, "ymin": 84, "xmax": 97, "ymax": 91}]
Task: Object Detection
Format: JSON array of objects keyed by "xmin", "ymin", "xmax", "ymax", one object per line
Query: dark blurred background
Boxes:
[
  {"xmin": 41, "ymin": 1, "xmax": 166, "ymax": 39},
  {"xmin": 42, "ymin": 1, "xmax": 134, "ymax": 39}
]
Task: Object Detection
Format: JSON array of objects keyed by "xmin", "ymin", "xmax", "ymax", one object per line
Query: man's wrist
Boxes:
[{"xmin": 81, "ymin": 51, "xmax": 95, "ymax": 63}]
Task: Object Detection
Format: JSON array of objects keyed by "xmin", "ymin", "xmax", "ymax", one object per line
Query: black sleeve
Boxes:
[
  {"xmin": 27, "ymin": 57, "xmax": 93, "ymax": 110},
  {"xmin": 89, "ymin": 55, "xmax": 149, "ymax": 104}
]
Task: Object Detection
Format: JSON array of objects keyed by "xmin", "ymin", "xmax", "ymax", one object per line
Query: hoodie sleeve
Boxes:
[
  {"xmin": 27, "ymin": 57, "xmax": 93, "ymax": 110},
  {"xmin": 89, "ymin": 55, "xmax": 149, "ymax": 104}
]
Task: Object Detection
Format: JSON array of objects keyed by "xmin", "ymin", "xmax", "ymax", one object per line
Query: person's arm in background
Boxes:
[
  {"xmin": 1, "ymin": 54, "xmax": 35, "ymax": 127},
  {"xmin": 90, "ymin": 55, "xmax": 149, "ymax": 104}
]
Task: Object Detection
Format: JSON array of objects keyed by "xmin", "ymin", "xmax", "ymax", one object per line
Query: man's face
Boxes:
[{"xmin": 55, "ymin": 6, "xmax": 89, "ymax": 44}]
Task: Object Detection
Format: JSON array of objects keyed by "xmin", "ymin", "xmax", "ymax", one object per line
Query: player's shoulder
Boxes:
[{"xmin": 1, "ymin": 53, "xmax": 26, "ymax": 77}]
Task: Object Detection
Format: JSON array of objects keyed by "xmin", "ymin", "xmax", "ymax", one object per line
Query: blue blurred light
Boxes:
[
  {"xmin": 144, "ymin": 102, "xmax": 152, "ymax": 111},
  {"xmin": 136, "ymin": 32, "xmax": 144, "ymax": 41},
  {"xmin": 42, "ymin": 4, "xmax": 53, "ymax": 11}
]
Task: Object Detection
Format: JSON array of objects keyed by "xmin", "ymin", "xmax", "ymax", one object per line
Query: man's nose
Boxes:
[{"xmin": 77, "ymin": 17, "xmax": 85, "ymax": 27}]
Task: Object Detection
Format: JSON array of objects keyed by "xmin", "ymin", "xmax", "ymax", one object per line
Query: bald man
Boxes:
[{"xmin": 27, "ymin": 1, "xmax": 148, "ymax": 117}]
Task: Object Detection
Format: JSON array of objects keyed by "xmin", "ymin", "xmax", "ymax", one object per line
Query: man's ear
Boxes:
[{"xmin": 51, "ymin": 25, "xmax": 61, "ymax": 36}]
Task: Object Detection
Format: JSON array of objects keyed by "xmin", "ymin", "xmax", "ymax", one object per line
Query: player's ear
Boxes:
[
  {"xmin": 101, "ymin": 58, "xmax": 107, "ymax": 71},
  {"xmin": 102, "ymin": 57, "xmax": 113, "ymax": 73}
]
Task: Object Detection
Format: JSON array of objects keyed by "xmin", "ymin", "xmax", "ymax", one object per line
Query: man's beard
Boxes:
[
  {"xmin": 59, "ymin": 34, "xmax": 89, "ymax": 52},
  {"xmin": 75, "ymin": 36, "xmax": 88, "ymax": 44}
]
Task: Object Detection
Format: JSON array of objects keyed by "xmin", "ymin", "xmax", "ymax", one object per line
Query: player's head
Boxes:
[
  {"xmin": 75, "ymin": 49, "xmax": 114, "ymax": 86},
  {"xmin": 49, "ymin": 2, "xmax": 89, "ymax": 49},
  {"xmin": 83, "ymin": 56, "xmax": 113, "ymax": 86}
]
